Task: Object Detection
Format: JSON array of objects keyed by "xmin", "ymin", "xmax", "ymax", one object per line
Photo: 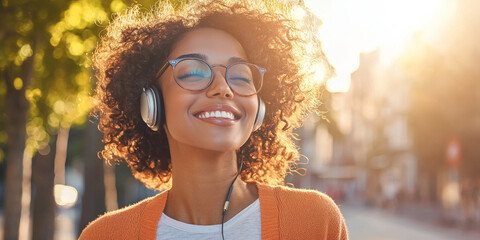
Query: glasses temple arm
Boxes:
[{"xmin": 154, "ymin": 61, "xmax": 171, "ymax": 80}]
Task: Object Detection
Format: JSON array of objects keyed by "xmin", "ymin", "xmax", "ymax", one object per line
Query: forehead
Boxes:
[{"xmin": 168, "ymin": 27, "xmax": 248, "ymax": 63}]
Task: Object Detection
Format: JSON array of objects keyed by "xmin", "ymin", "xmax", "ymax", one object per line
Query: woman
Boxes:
[{"xmin": 80, "ymin": 0, "xmax": 348, "ymax": 239}]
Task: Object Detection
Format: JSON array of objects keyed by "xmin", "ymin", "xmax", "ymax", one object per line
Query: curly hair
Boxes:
[{"xmin": 92, "ymin": 0, "xmax": 329, "ymax": 190}]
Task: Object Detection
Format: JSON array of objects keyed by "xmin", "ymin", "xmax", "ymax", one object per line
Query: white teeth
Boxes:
[{"xmin": 197, "ymin": 111, "xmax": 235, "ymax": 120}]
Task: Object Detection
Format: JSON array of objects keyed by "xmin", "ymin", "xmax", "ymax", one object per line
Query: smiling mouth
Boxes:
[{"xmin": 195, "ymin": 111, "xmax": 238, "ymax": 120}]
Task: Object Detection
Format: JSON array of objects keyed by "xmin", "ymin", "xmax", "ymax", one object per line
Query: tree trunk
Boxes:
[
  {"xmin": 32, "ymin": 143, "xmax": 56, "ymax": 240},
  {"xmin": 4, "ymin": 83, "xmax": 28, "ymax": 240},
  {"xmin": 78, "ymin": 118, "xmax": 106, "ymax": 236},
  {"xmin": 3, "ymin": 34, "xmax": 37, "ymax": 240}
]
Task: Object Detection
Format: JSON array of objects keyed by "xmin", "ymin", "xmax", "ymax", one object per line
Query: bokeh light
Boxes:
[{"xmin": 54, "ymin": 184, "xmax": 78, "ymax": 209}]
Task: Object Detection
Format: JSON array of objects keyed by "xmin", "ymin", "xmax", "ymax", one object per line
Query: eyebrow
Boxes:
[
  {"xmin": 228, "ymin": 57, "xmax": 248, "ymax": 64},
  {"xmin": 176, "ymin": 53, "xmax": 207, "ymax": 60},
  {"xmin": 175, "ymin": 53, "xmax": 248, "ymax": 64}
]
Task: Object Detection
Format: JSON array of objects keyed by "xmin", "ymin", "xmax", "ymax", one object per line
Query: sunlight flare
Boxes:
[{"xmin": 304, "ymin": 0, "xmax": 444, "ymax": 92}]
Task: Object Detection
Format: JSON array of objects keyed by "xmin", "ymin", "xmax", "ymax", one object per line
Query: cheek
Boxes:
[
  {"xmin": 240, "ymin": 97, "xmax": 259, "ymax": 134},
  {"xmin": 246, "ymin": 98, "xmax": 259, "ymax": 121},
  {"xmin": 162, "ymin": 92, "xmax": 191, "ymax": 127},
  {"xmin": 160, "ymin": 78, "xmax": 187, "ymax": 125}
]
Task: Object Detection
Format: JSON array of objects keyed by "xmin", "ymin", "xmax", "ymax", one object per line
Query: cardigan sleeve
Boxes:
[
  {"xmin": 322, "ymin": 192, "xmax": 348, "ymax": 240},
  {"xmin": 78, "ymin": 195, "xmax": 156, "ymax": 240},
  {"xmin": 78, "ymin": 203, "xmax": 145, "ymax": 240},
  {"xmin": 78, "ymin": 192, "xmax": 168, "ymax": 240},
  {"xmin": 274, "ymin": 185, "xmax": 349, "ymax": 239}
]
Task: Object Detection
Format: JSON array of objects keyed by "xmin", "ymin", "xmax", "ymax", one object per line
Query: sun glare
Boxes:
[
  {"xmin": 304, "ymin": 0, "xmax": 444, "ymax": 92},
  {"xmin": 326, "ymin": 75, "xmax": 351, "ymax": 93}
]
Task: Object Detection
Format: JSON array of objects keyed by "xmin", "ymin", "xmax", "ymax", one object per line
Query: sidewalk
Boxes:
[
  {"xmin": 395, "ymin": 200, "xmax": 480, "ymax": 235},
  {"xmin": 340, "ymin": 202, "xmax": 480, "ymax": 240},
  {"xmin": 341, "ymin": 197, "xmax": 480, "ymax": 238}
]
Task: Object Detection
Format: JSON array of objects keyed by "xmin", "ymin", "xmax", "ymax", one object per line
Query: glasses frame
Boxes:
[{"xmin": 154, "ymin": 57, "xmax": 266, "ymax": 97}]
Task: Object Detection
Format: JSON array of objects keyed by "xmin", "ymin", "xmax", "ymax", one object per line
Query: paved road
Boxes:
[{"xmin": 340, "ymin": 204, "xmax": 480, "ymax": 240}]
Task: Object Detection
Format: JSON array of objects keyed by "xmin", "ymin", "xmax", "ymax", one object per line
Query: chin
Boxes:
[
  {"xmin": 167, "ymin": 124, "xmax": 252, "ymax": 153},
  {"xmin": 194, "ymin": 139, "xmax": 244, "ymax": 153}
]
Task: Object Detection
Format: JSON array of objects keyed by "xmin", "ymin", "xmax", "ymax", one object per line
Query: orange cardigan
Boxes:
[{"xmin": 79, "ymin": 182, "xmax": 348, "ymax": 239}]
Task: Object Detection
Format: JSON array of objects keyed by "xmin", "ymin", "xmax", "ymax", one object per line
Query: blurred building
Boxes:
[{"xmin": 296, "ymin": 49, "xmax": 417, "ymax": 206}]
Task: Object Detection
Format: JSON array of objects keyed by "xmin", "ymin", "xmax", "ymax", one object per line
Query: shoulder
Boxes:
[
  {"xmin": 260, "ymin": 183, "xmax": 341, "ymax": 216},
  {"xmin": 258, "ymin": 183, "xmax": 348, "ymax": 239},
  {"xmin": 278, "ymin": 185, "xmax": 341, "ymax": 216},
  {"xmin": 79, "ymin": 193, "xmax": 166, "ymax": 240}
]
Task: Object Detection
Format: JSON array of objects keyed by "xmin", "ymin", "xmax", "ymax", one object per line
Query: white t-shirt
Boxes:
[{"xmin": 156, "ymin": 199, "xmax": 261, "ymax": 240}]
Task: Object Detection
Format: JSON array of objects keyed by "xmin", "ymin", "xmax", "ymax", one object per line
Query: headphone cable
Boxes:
[{"xmin": 221, "ymin": 158, "xmax": 244, "ymax": 240}]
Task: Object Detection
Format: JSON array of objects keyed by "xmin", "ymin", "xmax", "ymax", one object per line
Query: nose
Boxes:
[{"xmin": 206, "ymin": 67, "xmax": 234, "ymax": 99}]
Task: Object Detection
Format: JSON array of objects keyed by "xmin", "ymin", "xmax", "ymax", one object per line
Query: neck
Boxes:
[{"xmin": 164, "ymin": 140, "xmax": 257, "ymax": 225}]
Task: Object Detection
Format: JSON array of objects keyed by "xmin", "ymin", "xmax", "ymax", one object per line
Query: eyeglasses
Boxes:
[{"xmin": 155, "ymin": 57, "xmax": 266, "ymax": 97}]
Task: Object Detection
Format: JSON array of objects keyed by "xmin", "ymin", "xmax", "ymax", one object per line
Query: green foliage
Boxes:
[
  {"xmin": 0, "ymin": 0, "xmax": 158, "ymax": 159},
  {"xmin": 1, "ymin": 0, "xmax": 74, "ymax": 160}
]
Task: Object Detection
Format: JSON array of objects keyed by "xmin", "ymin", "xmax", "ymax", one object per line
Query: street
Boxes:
[{"xmin": 340, "ymin": 203, "xmax": 480, "ymax": 240}]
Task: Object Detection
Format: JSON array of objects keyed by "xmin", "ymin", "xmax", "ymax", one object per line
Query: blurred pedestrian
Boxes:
[
  {"xmin": 78, "ymin": 1, "xmax": 348, "ymax": 239},
  {"xmin": 383, "ymin": 175, "xmax": 399, "ymax": 211},
  {"xmin": 472, "ymin": 178, "xmax": 480, "ymax": 226},
  {"xmin": 460, "ymin": 178, "xmax": 475, "ymax": 228}
]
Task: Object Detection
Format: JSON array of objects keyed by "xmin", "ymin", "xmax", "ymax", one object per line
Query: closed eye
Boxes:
[
  {"xmin": 229, "ymin": 77, "xmax": 252, "ymax": 83},
  {"xmin": 178, "ymin": 70, "xmax": 210, "ymax": 80}
]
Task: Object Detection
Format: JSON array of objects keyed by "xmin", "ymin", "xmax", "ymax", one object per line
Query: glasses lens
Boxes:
[
  {"xmin": 227, "ymin": 63, "xmax": 262, "ymax": 95},
  {"xmin": 173, "ymin": 59, "xmax": 212, "ymax": 90}
]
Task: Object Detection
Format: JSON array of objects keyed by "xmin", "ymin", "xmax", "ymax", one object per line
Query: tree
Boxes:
[
  {"xmin": 1, "ymin": 0, "xmax": 115, "ymax": 238},
  {"xmin": 31, "ymin": 143, "xmax": 56, "ymax": 240},
  {"xmin": 1, "ymin": 1, "xmax": 73, "ymax": 239},
  {"xmin": 78, "ymin": 117, "xmax": 106, "ymax": 236},
  {"xmin": 1, "ymin": 0, "xmax": 158, "ymax": 238}
]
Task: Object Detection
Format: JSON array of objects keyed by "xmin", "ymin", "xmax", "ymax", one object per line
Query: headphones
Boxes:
[{"xmin": 140, "ymin": 86, "xmax": 265, "ymax": 132}]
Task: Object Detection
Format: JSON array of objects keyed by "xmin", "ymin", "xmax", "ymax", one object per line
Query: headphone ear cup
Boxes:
[
  {"xmin": 152, "ymin": 86, "xmax": 165, "ymax": 129},
  {"xmin": 253, "ymin": 96, "xmax": 265, "ymax": 131},
  {"xmin": 140, "ymin": 87, "xmax": 164, "ymax": 131}
]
